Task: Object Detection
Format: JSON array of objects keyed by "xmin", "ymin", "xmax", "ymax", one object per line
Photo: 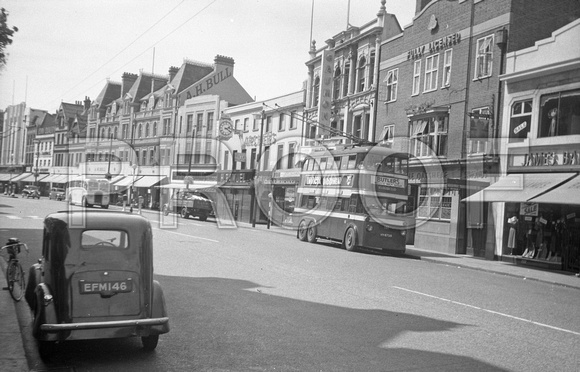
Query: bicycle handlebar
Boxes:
[{"xmin": 0, "ymin": 243, "xmax": 29, "ymax": 256}]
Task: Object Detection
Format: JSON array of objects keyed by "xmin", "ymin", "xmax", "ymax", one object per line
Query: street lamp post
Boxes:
[
  {"xmin": 130, "ymin": 163, "xmax": 137, "ymax": 213},
  {"xmin": 105, "ymin": 134, "xmax": 113, "ymax": 181},
  {"xmin": 34, "ymin": 140, "xmax": 40, "ymax": 187},
  {"xmin": 251, "ymin": 110, "xmax": 265, "ymax": 228}
]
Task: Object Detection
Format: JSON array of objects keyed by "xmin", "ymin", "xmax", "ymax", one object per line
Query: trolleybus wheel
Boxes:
[
  {"xmin": 343, "ymin": 227, "xmax": 358, "ymax": 252},
  {"xmin": 297, "ymin": 220, "xmax": 308, "ymax": 241},
  {"xmin": 306, "ymin": 222, "xmax": 317, "ymax": 243}
]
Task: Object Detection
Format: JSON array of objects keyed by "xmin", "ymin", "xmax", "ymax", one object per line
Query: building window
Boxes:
[
  {"xmin": 277, "ymin": 144, "xmax": 284, "ymax": 169},
  {"xmin": 539, "ymin": 89, "xmax": 580, "ymax": 138},
  {"xmin": 153, "ymin": 122, "xmax": 157, "ymax": 137},
  {"xmin": 424, "ymin": 54, "xmax": 439, "ymax": 92},
  {"xmin": 266, "ymin": 116, "xmax": 272, "ymax": 132},
  {"xmin": 475, "ymin": 34, "xmax": 494, "ymax": 79},
  {"xmin": 410, "ymin": 115, "xmax": 448, "ymax": 157},
  {"xmin": 369, "ymin": 51, "xmax": 375, "ymax": 89},
  {"xmin": 253, "ymin": 116, "xmax": 259, "ymax": 131},
  {"xmin": 279, "ymin": 113, "xmax": 286, "ymax": 131},
  {"xmin": 186, "ymin": 115, "xmax": 193, "ymax": 133},
  {"xmin": 312, "ymin": 76, "xmax": 320, "ymax": 107},
  {"xmin": 224, "ymin": 150, "xmax": 229, "ymax": 170},
  {"xmin": 385, "ymin": 68, "xmax": 398, "ymax": 102},
  {"xmin": 333, "ymin": 67, "xmax": 341, "ymax": 100},
  {"xmin": 114, "ymin": 127, "xmax": 118, "ymax": 140},
  {"xmin": 468, "ymin": 107, "xmax": 491, "ymax": 154},
  {"xmin": 207, "ymin": 112, "xmax": 214, "ymax": 135},
  {"xmin": 163, "ymin": 118, "xmax": 170, "ymax": 135},
  {"xmin": 412, "ymin": 60, "xmax": 421, "ymax": 96},
  {"xmin": 288, "ymin": 142, "xmax": 296, "ymax": 169},
  {"xmin": 206, "ymin": 140, "xmax": 213, "ymax": 164},
  {"xmin": 343, "ymin": 62, "xmax": 350, "ymax": 97},
  {"xmin": 357, "ymin": 57, "xmax": 366, "ymax": 92},
  {"xmin": 442, "ymin": 49, "xmax": 452, "ymax": 87},
  {"xmin": 145, "ymin": 123, "xmax": 150, "ymax": 137},
  {"xmin": 290, "ymin": 111, "xmax": 297, "ymax": 130},
  {"xmin": 417, "ymin": 187, "xmax": 452, "ymax": 221},
  {"xmin": 243, "ymin": 118, "xmax": 249, "ymax": 132},
  {"xmin": 380, "ymin": 125, "xmax": 394, "ymax": 144},
  {"xmin": 138, "ymin": 124, "xmax": 143, "ymax": 139},
  {"xmin": 508, "ymin": 100, "xmax": 532, "ymax": 143},
  {"xmin": 194, "ymin": 113, "xmax": 202, "ymax": 135},
  {"xmin": 250, "ymin": 148, "xmax": 256, "ymax": 169}
]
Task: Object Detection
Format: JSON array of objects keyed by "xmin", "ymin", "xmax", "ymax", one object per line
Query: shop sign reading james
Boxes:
[
  {"xmin": 407, "ymin": 32, "xmax": 461, "ymax": 60},
  {"xmin": 519, "ymin": 150, "xmax": 580, "ymax": 167}
]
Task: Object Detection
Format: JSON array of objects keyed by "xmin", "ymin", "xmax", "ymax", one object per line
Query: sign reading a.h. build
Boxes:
[{"xmin": 179, "ymin": 67, "xmax": 233, "ymax": 105}]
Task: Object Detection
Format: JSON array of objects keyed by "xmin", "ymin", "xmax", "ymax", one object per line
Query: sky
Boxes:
[{"xmin": 0, "ymin": 0, "xmax": 415, "ymax": 112}]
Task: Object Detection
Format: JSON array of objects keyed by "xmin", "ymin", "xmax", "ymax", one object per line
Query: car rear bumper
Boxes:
[{"xmin": 40, "ymin": 316, "xmax": 169, "ymax": 332}]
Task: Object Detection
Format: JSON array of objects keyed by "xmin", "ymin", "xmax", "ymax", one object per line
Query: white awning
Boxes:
[
  {"xmin": 133, "ymin": 176, "xmax": 167, "ymax": 188},
  {"xmin": 0, "ymin": 173, "xmax": 15, "ymax": 181},
  {"xmin": 156, "ymin": 182, "xmax": 217, "ymax": 190},
  {"xmin": 463, "ymin": 173, "xmax": 576, "ymax": 203},
  {"xmin": 113, "ymin": 176, "xmax": 142, "ymax": 187},
  {"xmin": 11, "ymin": 173, "xmax": 32, "ymax": 182},
  {"xmin": 528, "ymin": 175, "xmax": 580, "ymax": 204},
  {"xmin": 42, "ymin": 174, "xmax": 70, "ymax": 183}
]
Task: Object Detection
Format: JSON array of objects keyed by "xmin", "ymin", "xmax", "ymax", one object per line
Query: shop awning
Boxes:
[
  {"xmin": 462, "ymin": 173, "xmax": 576, "ymax": 203},
  {"xmin": 113, "ymin": 176, "xmax": 142, "ymax": 187},
  {"xmin": 156, "ymin": 182, "xmax": 217, "ymax": 190},
  {"xmin": 42, "ymin": 174, "xmax": 69, "ymax": 183},
  {"xmin": 0, "ymin": 173, "xmax": 16, "ymax": 181},
  {"xmin": 528, "ymin": 175, "xmax": 580, "ymax": 204},
  {"xmin": 132, "ymin": 176, "xmax": 167, "ymax": 188},
  {"xmin": 11, "ymin": 173, "xmax": 32, "ymax": 182},
  {"xmin": 19, "ymin": 173, "xmax": 49, "ymax": 183}
]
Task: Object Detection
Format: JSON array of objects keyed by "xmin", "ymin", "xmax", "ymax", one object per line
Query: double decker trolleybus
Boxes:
[
  {"xmin": 295, "ymin": 145, "xmax": 411, "ymax": 254},
  {"xmin": 66, "ymin": 177, "xmax": 111, "ymax": 208}
]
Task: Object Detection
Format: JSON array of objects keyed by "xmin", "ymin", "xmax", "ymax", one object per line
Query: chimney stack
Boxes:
[
  {"xmin": 84, "ymin": 96, "xmax": 91, "ymax": 110},
  {"xmin": 168, "ymin": 66, "xmax": 179, "ymax": 82},
  {"xmin": 121, "ymin": 72, "xmax": 138, "ymax": 96}
]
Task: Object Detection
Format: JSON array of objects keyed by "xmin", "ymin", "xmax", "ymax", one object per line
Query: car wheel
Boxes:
[
  {"xmin": 297, "ymin": 220, "xmax": 308, "ymax": 241},
  {"xmin": 141, "ymin": 335, "xmax": 159, "ymax": 351},
  {"xmin": 342, "ymin": 227, "xmax": 358, "ymax": 252},
  {"xmin": 199, "ymin": 214, "xmax": 208, "ymax": 221},
  {"xmin": 38, "ymin": 340, "xmax": 56, "ymax": 360},
  {"xmin": 306, "ymin": 222, "xmax": 317, "ymax": 243},
  {"xmin": 180, "ymin": 207, "xmax": 189, "ymax": 219}
]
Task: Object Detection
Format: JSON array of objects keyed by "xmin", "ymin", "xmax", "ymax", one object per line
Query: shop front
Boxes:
[{"xmin": 270, "ymin": 169, "xmax": 300, "ymax": 227}]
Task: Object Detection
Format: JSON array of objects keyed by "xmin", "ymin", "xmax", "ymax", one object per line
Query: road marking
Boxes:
[
  {"xmin": 392, "ymin": 286, "xmax": 580, "ymax": 337},
  {"xmin": 151, "ymin": 226, "xmax": 219, "ymax": 242}
]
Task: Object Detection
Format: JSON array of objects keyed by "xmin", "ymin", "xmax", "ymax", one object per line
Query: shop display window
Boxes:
[
  {"xmin": 538, "ymin": 89, "xmax": 580, "ymax": 138},
  {"xmin": 417, "ymin": 187, "xmax": 452, "ymax": 221},
  {"xmin": 509, "ymin": 99, "xmax": 532, "ymax": 142}
]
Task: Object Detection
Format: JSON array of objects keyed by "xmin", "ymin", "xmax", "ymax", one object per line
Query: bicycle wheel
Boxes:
[{"xmin": 7, "ymin": 261, "xmax": 25, "ymax": 301}]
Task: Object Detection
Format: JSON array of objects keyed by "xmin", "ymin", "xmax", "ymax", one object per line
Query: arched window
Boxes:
[
  {"xmin": 101, "ymin": 128, "xmax": 106, "ymax": 140},
  {"xmin": 312, "ymin": 76, "xmax": 320, "ymax": 107},
  {"xmin": 333, "ymin": 67, "xmax": 342, "ymax": 100},
  {"xmin": 357, "ymin": 57, "xmax": 366, "ymax": 92},
  {"xmin": 153, "ymin": 122, "xmax": 158, "ymax": 137},
  {"xmin": 145, "ymin": 123, "xmax": 150, "ymax": 137},
  {"xmin": 107, "ymin": 127, "xmax": 112, "ymax": 139},
  {"xmin": 138, "ymin": 124, "xmax": 143, "ymax": 138},
  {"xmin": 114, "ymin": 127, "xmax": 118, "ymax": 139}
]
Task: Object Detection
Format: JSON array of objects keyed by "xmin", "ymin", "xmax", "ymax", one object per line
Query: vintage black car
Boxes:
[
  {"xmin": 48, "ymin": 187, "xmax": 65, "ymax": 201},
  {"xmin": 21, "ymin": 185, "xmax": 40, "ymax": 199},
  {"xmin": 25, "ymin": 210, "xmax": 170, "ymax": 358}
]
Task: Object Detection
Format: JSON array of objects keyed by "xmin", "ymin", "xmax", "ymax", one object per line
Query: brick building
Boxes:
[{"xmin": 376, "ymin": 0, "xmax": 580, "ymax": 256}]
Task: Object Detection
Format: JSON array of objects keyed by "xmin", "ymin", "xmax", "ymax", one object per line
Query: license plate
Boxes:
[{"xmin": 79, "ymin": 279, "xmax": 133, "ymax": 294}]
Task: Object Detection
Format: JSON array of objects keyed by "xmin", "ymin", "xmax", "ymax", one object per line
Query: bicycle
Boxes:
[{"xmin": 1, "ymin": 238, "xmax": 29, "ymax": 301}]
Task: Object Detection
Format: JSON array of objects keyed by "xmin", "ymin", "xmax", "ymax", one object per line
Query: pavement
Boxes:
[{"xmin": 1, "ymin": 202, "xmax": 579, "ymax": 371}]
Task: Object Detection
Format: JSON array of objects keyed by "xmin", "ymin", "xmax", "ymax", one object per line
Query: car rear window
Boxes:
[{"xmin": 81, "ymin": 230, "xmax": 128, "ymax": 249}]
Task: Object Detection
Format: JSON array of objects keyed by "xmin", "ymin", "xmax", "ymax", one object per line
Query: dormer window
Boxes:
[
  {"xmin": 149, "ymin": 96, "xmax": 155, "ymax": 110},
  {"xmin": 111, "ymin": 102, "xmax": 117, "ymax": 115},
  {"xmin": 141, "ymin": 101, "xmax": 147, "ymax": 111}
]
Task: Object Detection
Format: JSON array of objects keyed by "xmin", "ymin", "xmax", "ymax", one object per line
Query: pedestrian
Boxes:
[{"xmin": 507, "ymin": 216, "xmax": 518, "ymax": 255}]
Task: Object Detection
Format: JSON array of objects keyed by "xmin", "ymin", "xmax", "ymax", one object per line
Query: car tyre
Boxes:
[
  {"xmin": 199, "ymin": 214, "xmax": 208, "ymax": 221},
  {"xmin": 306, "ymin": 222, "xmax": 317, "ymax": 243},
  {"xmin": 141, "ymin": 335, "xmax": 159, "ymax": 351},
  {"xmin": 342, "ymin": 227, "xmax": 358, "ymax": 252},
  {"xmin": 38, "ymin": 340, "xmax": 56, "ymax": 360},
  {"xmin": 180, "ymin": 207, "xmax": 189, "ymax": 219}
]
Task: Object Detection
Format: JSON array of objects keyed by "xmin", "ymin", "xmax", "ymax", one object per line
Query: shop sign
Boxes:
[
  {"xmin": 512, "ymin": 148, "xmax": 580, "ymax": 168},
  {"xmin": 407, "ymin": 32, "xmax": 461, "ymax": 60},
  {"xmin": 244, "ymin": 132, "xmax": 277, "ymax": 147},
  {"xmin": 372, "ymin": 175, "xmax": 403, "ymax": 188},
  {"xmin": 305, "ymin": 175, "xmax": 321, "ymax": 186},
  {"xmin": 234, "ymin": 152, "xmax": 246, "ymax": 163},
  {"xmin": 317, "ymin": 49, "xmax": 335, "ymax": 126},
  {"xmin": 184, "ymin": 67, "xmax": 232, "ymax": 100},
  {"xmin": 519, "ymin": 202, "xmax": 539, "ymax": 217}
]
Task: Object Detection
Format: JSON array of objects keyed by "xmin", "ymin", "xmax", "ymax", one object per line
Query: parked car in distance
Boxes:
[
  {"xmin": 25, "ymin": 210, "xmax": 170, "ymax": 358},
  {"xmin": 21, "ymin": 185, "xmax": 40, "ymax": 199},
  {"xmin": 164, "ymin": 189, "xmax": 213, "ymax": 221},
  {"xmin": 48, "ymin": 187, "xmax": 65, "ymax": 201}
]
